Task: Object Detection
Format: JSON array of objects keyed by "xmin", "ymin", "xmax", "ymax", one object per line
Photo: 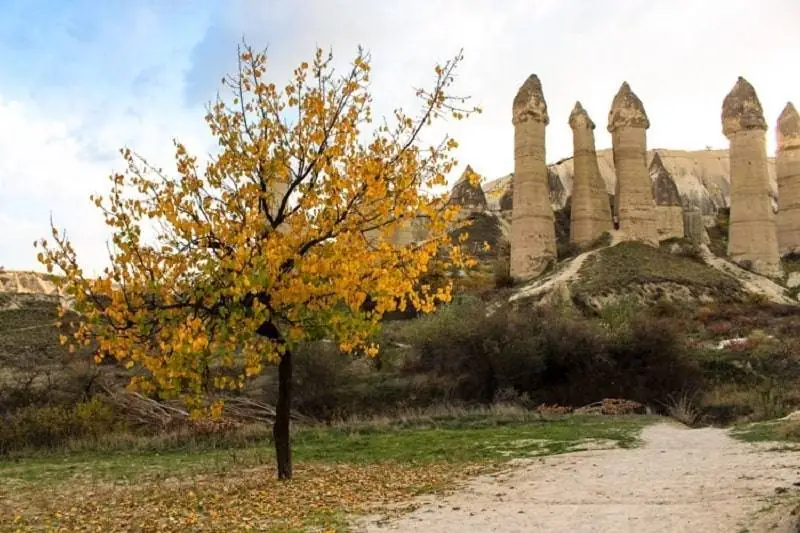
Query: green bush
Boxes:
[
  {"xmin": 0, "ymin": 397, "xmax": 123, "ymax": 454},
  {"xmin": 401, "ymin": 296, "xmax": 701, "ymax": 408}
]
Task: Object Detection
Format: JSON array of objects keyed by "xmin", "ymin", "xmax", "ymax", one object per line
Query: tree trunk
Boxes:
[{"xmin": 273, "ymin": 348, "xmax": 293, "ymax": 480}]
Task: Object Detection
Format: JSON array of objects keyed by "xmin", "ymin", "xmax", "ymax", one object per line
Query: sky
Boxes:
[{"xmin": 1, "ymin": 0, "xmax": 799, "ymax": 274}]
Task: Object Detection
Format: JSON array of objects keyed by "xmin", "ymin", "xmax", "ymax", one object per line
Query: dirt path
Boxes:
[
  {"xmin": 356, "ymin": 423, "xmax": 800, "ymax": 532},
  {"xmin": 699, "ymin": 245, "xmax": 796, "ymax": 305}
]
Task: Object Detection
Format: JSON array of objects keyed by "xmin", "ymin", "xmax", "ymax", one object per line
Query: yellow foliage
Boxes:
[{"xmin": 35, "ymin": 42, "xmax": 479, "ymax": 409}]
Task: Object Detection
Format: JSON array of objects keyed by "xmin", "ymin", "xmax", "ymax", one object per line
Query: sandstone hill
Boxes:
[
  {"xmin": 508, "ymin": 238, "xmax": 797, "ymax": 313},
  {"xmin": 484, "ymin": 148, "xmax": 779, "ymax": 215},
  {"xmin": 0, "ymin": 270, "xmax": 63, "ymax": 297},
  {"xmin": 0, "ymin": 269, "xmax": 69, "ymax": 313}
]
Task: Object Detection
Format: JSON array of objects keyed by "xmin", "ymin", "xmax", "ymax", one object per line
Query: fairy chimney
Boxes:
[
  {"xmin": 450, "ymin": 165, "xmax": 488, "ymax": 214},
  {"xmin": 722, "ymin": 77, "xmax": 782, "ymax": 276},
  {"xmin": 510, "ymin": 74, "xmax": 556, "ymax": 279},
  {"xmin": 607, "ymin": 82, "xmax": 659, "ymax": 245},
  {"xmin": 777, "ymin": 102, "xmax": 800, "ymax": 255},
  {"xmin": 649, "ymin": 152, "xmax": 685, "ymax": 240},
  {"xmin": 568, "ymin": 102, "xmax": 613, "ymax": 246}
]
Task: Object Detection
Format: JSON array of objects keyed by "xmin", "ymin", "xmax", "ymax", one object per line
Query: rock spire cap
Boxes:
[
  {"xmin": 568, "ymin": 101, "xmax": 595, "ymax": 130},
  {"xmin": 512, "ymin": 74, "xmax": 549, "ymax": 126},
  {"xmin": 607, "ymin": 82, "xmax": 650, "ymax": 132},
  {"xmin": 777, "ymin": 102, "xmax": 800, "ymax": 151},
  {"xmin": 722, "ymin": 76, "xmax": 767, "ymax": 137}
]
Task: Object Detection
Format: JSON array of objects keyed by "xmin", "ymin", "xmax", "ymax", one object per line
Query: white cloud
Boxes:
[
  {"xmin": 207, "ymin": 0, "xmax": 799, "ymax": 179},
  {"xmin": 3, "ymin": 0, "xmax": 799, "ymax": 273},
  {"xmin": 0, "ymin": 94, "xmax": 213, "ymax": 275}
]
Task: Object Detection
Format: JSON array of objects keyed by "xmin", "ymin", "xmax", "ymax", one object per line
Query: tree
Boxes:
[{"xmin": 35, "ymin": 41, "xmax": 479, "ymax": 479}]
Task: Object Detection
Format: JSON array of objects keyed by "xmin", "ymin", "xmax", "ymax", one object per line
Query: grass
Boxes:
[
  {"xmin": 573, "ymin": 241, "xmax": 744, "ymax": 301},
  {"xmin": 730, "ymin": 418, "xmax": 800, "ymax": 445},
  {"xmin": 0, "ymin": 412, "xmax": 659, "ymax": 532}
]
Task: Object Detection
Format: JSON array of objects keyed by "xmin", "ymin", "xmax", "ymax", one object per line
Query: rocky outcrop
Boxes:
[
  {"xmin": 450, "ymin": 165, "xmax": 488, "ymax": 212},
  {"xmin": 722, "ymin": 77, "xmax": 782, "ymax": 277},
  {"xmin": 607, "ymin": 82, "xmax": 659, "ymax": 245},
  {"xmin": 650, "ymin": 153, "xmax": 682, "ymax": 207},
  {"xmin": 0, "ymin": 270, "xmax": 64, "ymax": 296},
  {"xmin": 683, "ymin": 208, "xmax": 709, "ymax": 245},
  {"xmin": 777, "ymin": 102, "xmax": 800, "ymax": 255},
  {"xmin": 0, "ymin": 270, "xmax": 73, "ymax": 310},
  {"xmin": 568, "ymin": 102, "xmax": 613, "ymax": 246},
  {"xmin": 649, "ymin": 152, "xmax": 685, "ymax": 240},
  {"xmin": 509, "ymin": 75, "xmax": 556, "ymax": 280}
]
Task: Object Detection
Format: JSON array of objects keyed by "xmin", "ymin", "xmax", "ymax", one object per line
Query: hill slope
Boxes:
[{"xmin": 510, "ymin": 239, "xmax": 797, "ymax": 311}]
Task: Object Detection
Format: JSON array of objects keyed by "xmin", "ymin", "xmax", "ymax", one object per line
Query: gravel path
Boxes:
[{"xmin": 356, "ymin": 422, "xmax": 800, "ymax": 532}]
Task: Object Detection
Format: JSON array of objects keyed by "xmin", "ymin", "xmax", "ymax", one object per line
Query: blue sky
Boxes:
[{"xmin": 1, "ymin": 0, "xmax": 799, "ymax": 273}]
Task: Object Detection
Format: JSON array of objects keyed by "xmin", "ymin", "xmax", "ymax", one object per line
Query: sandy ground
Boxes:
[
  {"xmin": 699, "ymin": 245, "xmax": 796, "ymax": 305},
  {"xmin": 355, "ymin": 423, "xmax": 800, "ymax": 533},
  {"xmin": 509, "ymin": 248, "xmax": 598, "ymax": 304}
]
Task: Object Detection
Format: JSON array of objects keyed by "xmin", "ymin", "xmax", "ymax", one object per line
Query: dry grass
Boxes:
[
  {"xmin": 663, "ymin": 391, "xmax": 701, "ymax": 427},
  {"xmin": 1, "ymin": 462, "xmax": 479, "ymax": 532}
]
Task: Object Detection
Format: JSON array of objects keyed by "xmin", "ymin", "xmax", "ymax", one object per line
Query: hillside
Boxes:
[
  {"xmin": 483, "ymin": 148, "xmax": 778, "ymax": 215},
  {"xmin": 509, "ymin": 239, "xmax": 797, "ymax": 311}
]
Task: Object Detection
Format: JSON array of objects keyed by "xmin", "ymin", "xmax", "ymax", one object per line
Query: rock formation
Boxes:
[
  {"xmin": 483, "ymin": 148, "xmax": 778, "ymax": 216},
  {"xmin": 509, "ymin": 74, "xmax": 556, "ymax": 279},
  {"xmin": 722, "ymin": 77, "xmax": 782, "ymax": 277},
  {"xmin": 568, "ymin": 102, "xmax": 613, "ymax": 246},
  {"xmin": 607, "ymin": 82, "xmax": 659, "ymax": 245},
  {"xmin": 450, "ymin": 165, "xmax": 488, "ymax": 215},
  {"xmin": 649, "ymin": 152, "xmax": 685, "ymax": 240},
  {"xmin": 683, "ymin": 208, "xmax": 708, "ymax": 245},
  {"xmin": 777, "ymin": 102, "xmax": 800, "ymax": 255}
]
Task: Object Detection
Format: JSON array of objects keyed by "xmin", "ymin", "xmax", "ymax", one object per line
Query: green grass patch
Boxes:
[
  {"xmin": 0, "ymin": 414, "xmax": 657, "ymax": 486},
  {"xmin": 0, "ymin": 414, "xmax": 659, "ymax": 532},
  {"xmin": 731, "ymin": 418, "xmax": 800, "ymax": 444}
]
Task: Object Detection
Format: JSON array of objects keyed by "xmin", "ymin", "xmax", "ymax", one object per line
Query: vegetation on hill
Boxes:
[{"xmin": 572, "ymin": 241, "xmax": 745, "ymax": 307}]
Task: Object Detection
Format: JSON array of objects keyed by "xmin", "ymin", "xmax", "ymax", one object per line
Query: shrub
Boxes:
[
  {"xmin": 557, "ymin": 241, "xmax": 582, "ymax": 261},
  {"xmin": 255, "ymin": 341, "xmax": 371, "ymax": 420},
  {"xmin": 663, "ymin": 391, "xmax": 701, "ymax": 427},
  {"xmin": 493, "ymin": 257, "xmax": 514, "ymax": 288},
  {"xmin": 404, "ymin": 295, "xmax": 505, "ymax": 403},
  {"xmin": 0, "ymin": 397, "xmax": 123, "ymax": 454},
  {"xmin": 403, "ymin": 297, "xmax": 701, "ymax": 409}
]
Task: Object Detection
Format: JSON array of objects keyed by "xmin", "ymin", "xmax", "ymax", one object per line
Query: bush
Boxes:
[
  {"xmin": 0, "ymin": 397, "xmax": 123, "ymax": 454},
  {"xmin": 403, "ymin": 295, "xmax": 503, "ymax": 403},
  {"xmin": 660, "ymin": 238, "xmax": 704, "ymax": 263},
  {"xmin": 557, "ymin": 241, "xmax": 582, "ymax": 261},
  {"xmin": 493, "ymin": 257, "xmax": 514, "ymax": 288},
  {"xmin": 402, "ymin": 296, "xmax": 701, "ymax": 408}
]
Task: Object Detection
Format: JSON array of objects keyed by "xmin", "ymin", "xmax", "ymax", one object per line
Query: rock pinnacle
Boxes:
[
  {"xmin": 512, "ymin": 74, "xmax": 549, "ymax": 126},
  {"xmin": 777, "ymin": 102, "xmax": 800, "ymax": 150},
  {"xmin": 607, "ymin": 82, "xmax": 650, "ymax": 132},
  {"xmin": 722, "ymin": 76, "xmax": 767, "ymax": 137},
  {"xmin": 569, "ymin": 101, "xmax": 595, "ymax": 130}
]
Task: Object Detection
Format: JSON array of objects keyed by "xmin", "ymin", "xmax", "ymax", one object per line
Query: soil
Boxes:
[{"xmin": 356, "ymin": 422, "xmax": 800, "ymax": 532}]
